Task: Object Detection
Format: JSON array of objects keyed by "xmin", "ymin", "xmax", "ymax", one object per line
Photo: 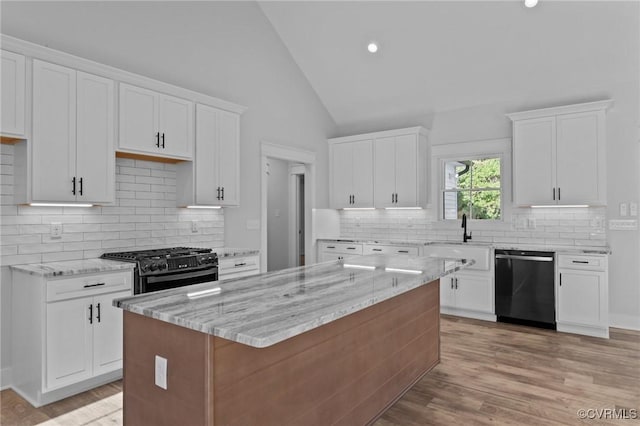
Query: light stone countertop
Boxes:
[
  {"xmin": 10, "ymin": 258, "xmax": 135, "ymax": 277},
  {"xmin": 317, "ymin": 238, "xmax": 611, "ymax": 255},
  {"xmin": 213, "ymin": 247, "xmax": 260, "ymax": 258},
  {"xmin": 114, "ymin": 254, "xmax": 472, "ymax": 348}
]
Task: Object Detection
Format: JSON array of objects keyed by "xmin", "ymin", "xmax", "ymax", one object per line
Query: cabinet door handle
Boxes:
[
  {"xmin": 72, "ymin": 177, "xmax": 76, "ymax": 195},
  {"xmin": 372, "ymin": 248, "xmax": 383, "ymax": 252},
  {"xmin": 79, "ymin": 177, "xmax": 83, "ymax": 196},
  {"xmin": 161, "ymin": 133, "xmax": 165, "ymax": 149},
  {"xmin": 395, "ymin": 193, "xmax": 398, "ymax": 203},
  {"xmin": 572, "ymin": 260, "xmax": 589, "ymax": 264},
  {"xmin": 221, "ymin": 187, "xmax": 224, "ymax": 200},
  {"xmin": 234, "ymin": 262, "xmax": 247, "ymax": 267},
  {"xmin": 455, "ymin": 278, "xmax": 458, "ymax": 289},
  {"xmin": 96, "ymin": 303, "xmax": 101, "ymax": 323},
  {"xmin": 391, "ymin": 193, "xmax": 394, "ymax": 203},
  {"xmin": 450, "ymin": 277, "xmax": 454, "ymax": 289},
  {"xmin": 327, "ymin": 246, "xmax": 335, "ymax": 249},
  {"xmin": 346, "ymin": 247, "xmax": 356, "ymax": 250},
  {"xmin": 558, "ymin": 187, "xmax": 561, "ymax": 200},
  {"xmin": 156, "ymin": 132, "xmax": 160, "ymax": 148},
  {"xmin": 559, "ymin": 273, "xmax": 562, "ymax": 286},
  {"xmin": 352, "ymin": 194, "xmax": 355, "ymax": 204},
  {"xmin": 216, "ymin": 187, "xmax": 220, "ymax": 200},
  {"xmin": 553, "ymin": 187, "xmax": 555, "ymax": 200},
  {"xmin": 398, "ymin": 250, "xmax": 409, "ymax": 253},
  {"xmin": 88, "ymin": 304, "xmax": 93, "ymax": 324},
  {"xmin": 83, "ymin": 282, "xmax": 106, "ymax": 288}
]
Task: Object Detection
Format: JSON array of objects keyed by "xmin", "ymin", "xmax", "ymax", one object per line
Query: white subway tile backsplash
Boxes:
[
  {"xmin": 339, "ymin": 206, "xmax": 607, "ymax": 247},
  {"xmin": 0, "ymin": 149, "xmax": 224, "ymax": 266}
]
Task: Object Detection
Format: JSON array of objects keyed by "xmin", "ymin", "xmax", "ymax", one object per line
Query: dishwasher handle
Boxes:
[{"xmin": 495, "ymin": 254, "xmax": 554, "ymax": 262}]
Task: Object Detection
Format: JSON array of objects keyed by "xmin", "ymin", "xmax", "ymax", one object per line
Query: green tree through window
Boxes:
[{"xmin": 443, "ymin": 158, "xmax": 501, "ymax": 220}]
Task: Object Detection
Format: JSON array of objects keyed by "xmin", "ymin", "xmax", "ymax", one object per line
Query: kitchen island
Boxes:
[{"xmin": 115, "ymin": 255, "xmax": 471, "ymax": 425}]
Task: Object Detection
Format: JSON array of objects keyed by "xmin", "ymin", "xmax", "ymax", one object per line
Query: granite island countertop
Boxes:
[
  {"xmin": 10, "ymin": 258, "xmax": 135, "ymax": 277},
  {"xmin": 115, "ymin": 254, "xmax": 472, "ymax": 348},
  {"xmin": 212, "ymin": 247, "xmax": 260, "ymax": 258}
]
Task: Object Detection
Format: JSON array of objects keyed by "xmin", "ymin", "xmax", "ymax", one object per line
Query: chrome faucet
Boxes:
[{"xmin": 461, "ymin": 213, "xmax": 472, "ymax": 243}]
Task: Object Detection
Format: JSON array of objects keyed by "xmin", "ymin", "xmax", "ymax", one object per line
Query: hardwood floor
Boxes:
[{"xmin": 2, "ymin": 315, "xmax": 638, "ymax": 425}]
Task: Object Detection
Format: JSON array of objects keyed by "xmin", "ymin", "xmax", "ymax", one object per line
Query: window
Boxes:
[{"xmin": 443, "ymin": 157, "xmax": 501, "ymax": 220}]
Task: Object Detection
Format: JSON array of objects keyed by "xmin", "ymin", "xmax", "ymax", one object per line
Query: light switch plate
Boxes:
[
  {"xmin": 155, "ymin": 355, "xmax": 167, "ymax": 390},
  {"xmin": 630, "ymin": 202, "xmax": 638, "ymax": 217},
  {"xmin": 191, "ymin": 220, "xmax": 199, "ymax": 233}
]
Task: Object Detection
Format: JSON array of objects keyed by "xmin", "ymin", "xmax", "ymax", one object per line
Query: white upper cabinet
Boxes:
[
  {"xmin": 1, "ymin": 50, "xmax": 26, "ymax": 138},
  {"xmin": 119, "ymin": 83, "xmax": 193, "ymax": 160},
  {"xmin": 176, "ymin": 103, "xmax": 241, "ymax": 207},
  {"xmin": 374, "ymin": 133, "xmax": 420, "ymax": 208},
  {"xmin": 329, "ymin": 138, "xmax": 374, "ymax": 208},
  {"xmin": 329, "ymin": 126, "xmax": 429, "ymax": 210},
  {"xmin": 509, "ymin": 100, "xmax": 611, "ymax": 206},
  {"xmin": 30, "ymin": 60, "xmax": 114, "ymax": 204}
]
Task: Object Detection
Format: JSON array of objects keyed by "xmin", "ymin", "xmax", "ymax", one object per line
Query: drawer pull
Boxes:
[
  {"xmin": 572, "ymin": 260, "xmax": 589, "ymax": 264},
  {"xmin": 83, "ymin": 282, "xmax": 106, "ymax": 288},
  {"xmin": 234, "ymin": 263, "xmax": 247, "ymax": 267},
  {"xmin": 327, "ymin": 246, "xmax": 335, "ymax": 249},
  {"xmin": 372, "ymin": 248, "xmax": 383, "ymax": 252},
  {"xmin": 88, "ymin": 304, "xmax": 93, "ymax": 324},
  {"xmin": 347, "ymin": 247, "xmax": 356, "ymax": 250},
  {"xmin": 398, "ymin": 250, "xmax": 409, "ymax": 253}
]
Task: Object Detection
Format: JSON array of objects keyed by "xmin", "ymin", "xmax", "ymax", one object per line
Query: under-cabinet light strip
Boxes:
[
  {"xmin": 342, "ymin": 208, "xmax": 375, "ymax": 211},
  {"xmin": 384, "ymin": 207, "xmax": 423, "ymax": 210},
  {"xmin": 530, "ymin": 205, "xmax": 589, "ymax": 208},
  {"xmin": 185, "ymin": 205, "xmax": 222, "ymax": 209},
  {"xmin": 30, "ymin": 203, "xmax": 93, "ymax": 208}
]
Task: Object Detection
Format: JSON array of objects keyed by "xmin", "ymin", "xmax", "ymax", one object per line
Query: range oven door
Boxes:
[{"xmin": 137, "ymin": 267, "xmax": 218, "ymax": 294}]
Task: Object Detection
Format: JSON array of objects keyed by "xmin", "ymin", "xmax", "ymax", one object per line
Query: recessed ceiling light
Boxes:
[
  {"xmin": 367, "ymin": 42, "xmax": 378, "ymax": 53},
  {"xmin": 524, "ymin": 0, "xmax": 538, "ymax": 8}
]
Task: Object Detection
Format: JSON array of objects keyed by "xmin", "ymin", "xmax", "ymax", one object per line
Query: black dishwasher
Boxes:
[{"xmin": 495, "ymin": 249, "xmax": 556, "ymax": 329}]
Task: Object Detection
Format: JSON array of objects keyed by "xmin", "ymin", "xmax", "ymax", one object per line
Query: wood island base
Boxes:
[{"xmin": 122, "ymin": 279, "xmax": 440, "ymax": 425}]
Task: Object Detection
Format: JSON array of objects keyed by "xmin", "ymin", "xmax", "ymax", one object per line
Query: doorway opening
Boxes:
[{"xmin": 261, "ymin": 143, "xmax": 316, "ymax": 273}]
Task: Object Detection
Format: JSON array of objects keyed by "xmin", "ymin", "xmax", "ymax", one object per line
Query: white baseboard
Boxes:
[
  {"xmin": 441, "ymin": 307, "xmax": 496, "ymax": 322},
  {"xmin": 609, "ymin": 313, "xmax": 640, "ymax": 331},
  {"xmin": 0, "ymin": 367, "xmax": 12, "ymax": 391}
]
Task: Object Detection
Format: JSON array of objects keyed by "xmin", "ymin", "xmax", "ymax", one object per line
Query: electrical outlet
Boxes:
[
  {"xmin": 355, "ymin": 217, "xmax": 361, "ymax": 227},
  {"xmin": 630, "ymin": 202, "xmax": 638, "ymax": 217},
  {"xmin": 407, "ymin": 217, "xmax": 413, "ymax": 228},
  {"xmin": 155, "ymin": 355, "xmax": 167, "ymax": 390},
  {"xmin": 527, "ymin": 218, "xmax": 536, "ymax": 229},
  {"xmin": 51, "ymin": 222, "xmax": 62, "ymax": 238},
  {"xmin": 620, "ymin": 203, "xmax": 628, "ymax": 217},
  {"xmin": 191, "ymin": 220, "xmax": 199, "ymax": 233}
]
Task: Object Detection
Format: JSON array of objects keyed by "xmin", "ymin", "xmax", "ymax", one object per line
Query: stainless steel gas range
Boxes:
[{"xmin": 101, "ymin": 247, "xmax": 218, "ymax": 294}]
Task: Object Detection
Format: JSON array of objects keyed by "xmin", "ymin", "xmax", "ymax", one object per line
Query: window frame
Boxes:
[
  {"xmin": 442, "ymin": 156, "xmax": 503, "ymax": 221},
  {"xmin": 432, "ymin": 138, "xmax": 512, "ymax": 225}
]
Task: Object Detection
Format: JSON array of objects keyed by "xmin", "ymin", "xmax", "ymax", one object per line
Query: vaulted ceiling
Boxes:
[{"xmin": 259, "ymin": 1, "xmax": 639, "ymax": 135}]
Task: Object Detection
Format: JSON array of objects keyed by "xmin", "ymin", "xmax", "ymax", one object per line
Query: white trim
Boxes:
[
  {"xmin": 288, "ymin": 164, "xmax": 305, "ymax": 268},
  {"xmin": 1, "ymin": 34, "xmax": 246, "ymax": 114},
  {"xmin": 609, "ymin": 313, "xmax": 640, "ymax": 331},
  {"xmin": 441, "ymin": 308, "xmax": 497, "ymax": 322},
  {"xmin": 260, "ymin": 142, "xmax": 316, "ymax": 273},
  {"xmin": 328, "ymin": 126, "xmax": 428, "ymax": 144},
  {"xmin": 506, "ymin": 99, "xmax": 613, "ymax": 121},
  {"xmin": 0, "ymin": 367, "xmax": 11, "ymax": 391}
]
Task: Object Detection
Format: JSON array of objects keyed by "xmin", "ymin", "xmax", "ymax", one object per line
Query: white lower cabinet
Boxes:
[
  {"xmin": 423, "ymin": 244, "xmax": 495, "ymax": 321},
  {"xmin": 557, "ymin": 254, "xmax": 609, "ymax": 338},
  {"xmin": 440, "ymin": 272, "xmax": 494, "ymax": 320},
  {"xmin": 317, "ymin": 241, "xmax": 364, "ymax": 263},
  {"xmin": 218, "ymin": 254, "xmax": 260, "ymax": 281},
  {"xmin": 12, "ymin": 268, "xmax": 132, "ymax": 407}
]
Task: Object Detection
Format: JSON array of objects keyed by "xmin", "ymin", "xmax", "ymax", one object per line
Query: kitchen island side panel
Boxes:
[
  {"xmin": 122, "ymin": 311, "xmax": 214, "ymax": 426},
  {"xmin": 122, "ymin": 279, "xmax": 439, "ymax": 426}
]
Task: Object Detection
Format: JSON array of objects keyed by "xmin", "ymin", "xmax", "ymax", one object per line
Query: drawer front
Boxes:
[
  {"xmin": 47, "ymin": 270, "xmax": 132, "ymax": 302},
  {"xmin": 219, "ymin": 255, "xmax": 260, "ymax": 276},
  {"xmin": 558, "ymin": 254, "xmax": 607, "ymax": 271},
  {"xmin": 363, "ymin": 244, "xmax": 419, "ymax": 256},
  {"xmin": 318, "ymin": 242, "xmax": 363, "ymax": 255}
]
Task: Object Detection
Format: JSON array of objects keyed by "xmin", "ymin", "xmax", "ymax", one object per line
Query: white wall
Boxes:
[
  {"xmin": 266, "ymin": 158, "xmax": 290, "ymax": 271},
  {"xmin": 0, "ymin": 1, "xmax": 336, "ymax": 387}
]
